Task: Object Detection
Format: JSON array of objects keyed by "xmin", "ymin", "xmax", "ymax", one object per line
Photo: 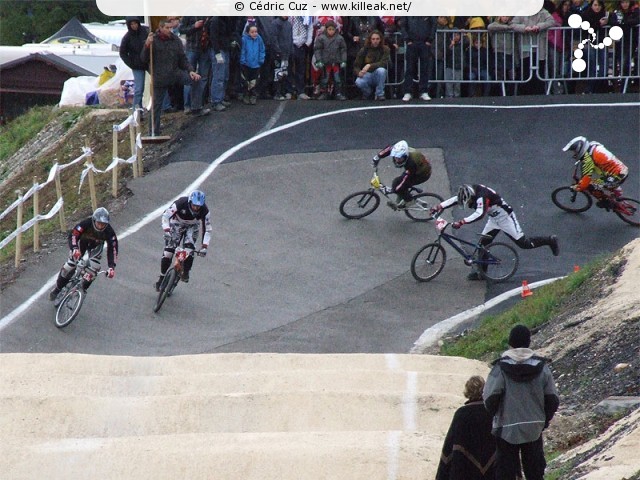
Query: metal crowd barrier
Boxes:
[{"xmin": 381, "ymin": 26, "xmax": 639, "ymax": 96}]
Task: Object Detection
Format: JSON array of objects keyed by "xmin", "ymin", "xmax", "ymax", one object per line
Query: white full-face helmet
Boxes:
[
  {"xmin": 457, "ymin": 184, "xmax": 475, "ymax": 208},
  {"xmin": 92, "ymin": 207, "xmax": 110, "ymax": 231},
  {"xmin": 390, "ymin": 140, "xmax": 409, "ymax": 168},
  {"xmin": 563, "ymin": 136, "xmax": 590, "ymax": 159}
]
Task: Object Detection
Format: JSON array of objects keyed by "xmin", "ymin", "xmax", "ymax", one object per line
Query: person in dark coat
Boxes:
[
  {"xmin": 119, "ymin": 17, "xmax": 149, "ymax": 109},
  {"xmin": 436, "ymin": 375, "xmax": 497, "ymax": 480},
  {"xmin": 141, "ymin": 19, "xmax": 204, "ymax": 135}
]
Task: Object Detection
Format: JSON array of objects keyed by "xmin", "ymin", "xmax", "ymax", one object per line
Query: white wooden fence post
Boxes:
[
  {"xmin": 54, "ymin": 167, "xmax": 66, "ymax": 232},
  {"xmin": 112, "ymin": 125, "xmax": 119, "ymax": 198},
  {"xmin": 32, "ymin": 176, "xmax": 40, "ymax": 252},
  {"xmin": 15, "ymin": 190, "xmax": 23, "ymax": 268}
]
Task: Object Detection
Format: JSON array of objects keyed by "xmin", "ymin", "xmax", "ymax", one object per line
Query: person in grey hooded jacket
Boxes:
[{"xmin": 483, "ymin": 325, "xmax": 559, "ymax": 480}]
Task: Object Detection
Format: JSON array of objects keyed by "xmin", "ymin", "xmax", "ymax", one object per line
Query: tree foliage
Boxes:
[{"xmin": 0, "ymin": 1, "xmax": 113, "ymax": 46}]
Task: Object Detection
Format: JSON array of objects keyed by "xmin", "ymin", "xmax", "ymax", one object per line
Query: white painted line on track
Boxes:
[
  {"xmin": 410, "ymin": 277, "xmax": 564, "ymax": 353},
  {"xmin": 2, "ymin": 101, "xmax": 635, "ymax": 331},
  {"xmin": 386, "ymin": 430, "xmax": 401, "ymax": 480}
]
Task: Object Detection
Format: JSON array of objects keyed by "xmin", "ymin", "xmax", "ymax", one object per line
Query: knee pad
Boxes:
[
  {"xmin": 61, "ymin": 261, "xmax": 76, "ymax": 278},
  {"xmin": 163, "ymin": 248, "xmax": 175, "ymax": 259}
]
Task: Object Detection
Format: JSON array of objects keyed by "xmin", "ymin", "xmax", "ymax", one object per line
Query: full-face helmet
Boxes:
[
  {"xmin": 188, "ymin": 190, "xmax": 206, "ymax": 214},
  {"xmin": 562, "ymin": 136, "xmax": 590, "ymax": 159},
  {"xmin": 390, "ymin": 140, "xmax": 409, "ymax": 168},
  {"xmin": 92, "ymin": 207, "xmax": 110, "ymax": 231},
  {"xmin": 457, "ymin": 184, "xmax": 475, "ymax": 208}
]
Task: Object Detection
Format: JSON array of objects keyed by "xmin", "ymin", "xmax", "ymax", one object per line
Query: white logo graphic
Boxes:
[{"xmin": 567, "ymin": 13, "xmax": 624, "ymax": 73}]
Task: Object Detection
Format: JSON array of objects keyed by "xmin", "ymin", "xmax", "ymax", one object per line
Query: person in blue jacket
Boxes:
[{"xmin": 240, "ymin": 24, "xmax": 266, "ymax": 105}]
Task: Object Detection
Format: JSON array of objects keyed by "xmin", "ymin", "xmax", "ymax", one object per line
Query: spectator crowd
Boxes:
[{"xmin": 118, "ymin": 0, "xmax": 639, "ymax": 115}]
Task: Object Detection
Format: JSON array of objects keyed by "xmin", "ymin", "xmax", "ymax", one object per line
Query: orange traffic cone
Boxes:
[
  {"xmin": 521, "ymin": 280, "xmax": 533, "ymax": 298},
  {"xmin": 574, "ymin": 265, "xmax": 581, "ymax": 273}
]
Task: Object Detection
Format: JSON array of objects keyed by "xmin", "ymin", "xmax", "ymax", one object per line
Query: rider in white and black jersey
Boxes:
[
  {"xmin": 432, "ymin": 184, "xmax": 559, "ymax": 280},
  {"xmin": 156, "ymin": 190, "xmax": 212, "ymax": 290}
]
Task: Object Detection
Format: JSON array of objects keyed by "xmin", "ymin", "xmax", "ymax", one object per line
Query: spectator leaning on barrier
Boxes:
[
  {"xmin": 119, "ymin": 17, "xmax": 149, "ymax": 110},
  {"xmin": 608, "ymin": 0, "xmax": 640, "ymax": 76},
  {"xmin": 581, "ymin": 0, "xmax": 610, "ymax": 93},
  {"xmin": 401, "ymin": 16, "xmax": 436, "ymax": 101},
  {"xmin": 353, "ymin": 30, "xmax": 390, "ymax": 100},
  {"xmin": 483, "ymin": 325, "xmax": 560, "ymax": 480},
  {"xmin": 511, "ymin": 7, "xmax": 556, "ymax": 95},
  {"xmin": 435, "ymin": 375, "xmax": 497, "ymax": 480},
  {"xmin": 488, "ymin": 16, "xmax": 519, "ymax": 96}
]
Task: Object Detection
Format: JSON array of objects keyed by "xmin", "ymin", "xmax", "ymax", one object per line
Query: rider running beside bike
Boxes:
[
  {"xmin": 371, "ymin": 140, "xmax": 432, "ymax": 210},
  {"xmin": 563, "ymin": 136, "xmax": 629, "ymax": 209},
  {"xmin": 156, "ymin": 190, "xmax": 211, "ymax": 290},
  {"xmin": 432, "ymin": 184, "xmax": 559, "ymax": 280},
  {"xmin": 49, "ymin": 207, "xmax": 118, "ymax": 300}
]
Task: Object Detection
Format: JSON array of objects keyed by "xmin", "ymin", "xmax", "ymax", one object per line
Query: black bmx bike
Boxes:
[
  {"xmin": 52, "ymin": 255, "xmax": 107, "ymax": 328},
  {"xmin": 153, "ymin": 246, "xmax": 204, "ymax": 313},
  {"xmin": 339, "ymin": 170, "xmax": 443, "ymax": 221},
  {"xmin": 551, "ymin": 162, "xmax": 639, "ymax": 227},
  {"xmin": 410, "ymin": 214, "xmax": 520, "ymax": 283}
]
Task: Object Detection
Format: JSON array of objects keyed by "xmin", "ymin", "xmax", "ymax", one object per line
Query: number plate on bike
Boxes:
[{"xmin": 435, "ymin": 218, "xmax": 447, "ymax": 231}]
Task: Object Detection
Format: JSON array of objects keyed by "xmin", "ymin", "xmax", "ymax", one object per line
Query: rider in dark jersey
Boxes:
[
  {"xmin": 432, "ymin": 184, "xmax": 559, "ymax": 280},
  {"xmin": 49, "ymin": 207, "xmax": 118, "ymax": 300},
  {"xmin": 371, "ymin": 140, "xmax": 432, "ymax": 209}
]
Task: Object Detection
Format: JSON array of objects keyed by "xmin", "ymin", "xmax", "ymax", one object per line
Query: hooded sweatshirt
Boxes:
[
  {"xmin": 483, "ymin": 348, "xmax": 559, "ymax": 444},
  {"xmin": 119, "ymin": 17, "xmax": 149, "ymax": 71}
]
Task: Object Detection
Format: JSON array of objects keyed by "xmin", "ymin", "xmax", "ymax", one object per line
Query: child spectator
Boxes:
[
  {"xmin": 240, "ymin": 24, "xmax": 265, "ymax": 105},
  {"xmin": 313, "ymin": 20, "xmax": 347, "ymax": 100},
  {"xmin": 311, "ymin": 16, "xmax": 343, "ymax": 97},
  {"xmin": 467, "ymin": 35, "xmax": 491, "ymax": 96}
]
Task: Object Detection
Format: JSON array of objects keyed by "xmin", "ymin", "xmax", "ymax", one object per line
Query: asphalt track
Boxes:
[{"xmin": 1, "ymin": 96, "xmax": 639, "ymax": 355}]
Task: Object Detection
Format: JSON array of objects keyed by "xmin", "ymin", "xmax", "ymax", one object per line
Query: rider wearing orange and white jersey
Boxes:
[
  {"xmin": 563, "ymin": 136, "xmax": 628, "ymax": 206},
  {"xmin": 156, "ymin": 190, "xmax": 211, "ymax": 290}
]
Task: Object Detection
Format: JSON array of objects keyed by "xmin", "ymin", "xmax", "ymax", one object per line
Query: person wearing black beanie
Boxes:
[{"xmin": 483, "ymin": 325, "xmax": 560, "ymax": 479}]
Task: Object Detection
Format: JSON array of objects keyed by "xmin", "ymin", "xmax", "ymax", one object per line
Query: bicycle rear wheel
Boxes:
[
  {"xmin": 411, "ymin": 243, "xmax": 446, "ymax": 282},
  {"xmin": 55, "ymin": 288, "xmax": 85, "ymax": 328},
  {"xmin": 551, "ymin": 186, "xmax": 592, "ymax": 213},
  {"xmin": 479, "ymin": 242, "xmax": 519, "ymax": 283},
  {"xmin": 339, "ymin": 190, "xmax": 380, "ymax": 219},
  {"xmin": 153, "ymin": 268, "xmax": 176, "ymax": 313},
  {"xmin": 614, "ymin": 198, "xmax": 640, "ymax": 227},
  {"xmin": 404, "ymin": 193, "xmax": 444, "ymax": 222}
]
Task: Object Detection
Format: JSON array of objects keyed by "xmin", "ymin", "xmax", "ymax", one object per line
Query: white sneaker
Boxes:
[
  {"xmin": 402, "ymin": 93, "xmax": 412, "ymax": 102},
  {"xmin": 420, "ymin": 92, "xmax": 431, "ymax": 101}
]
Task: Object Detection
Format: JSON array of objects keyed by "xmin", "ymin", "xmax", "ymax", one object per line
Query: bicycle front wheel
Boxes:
[
  {"xmin": 405, "ymin": 193, "xmax": 444, "ymax": 222},
  {"xmin": 614, "ymin": 198, "xmax": 640, "ymax": 227},
  {"xmin": 411, "ymin": 243, "xmax": 446, "ymax": 282},
  {"xmin": 479, "ymin": 242, "xmax": 519, "ymax": 283},
  {"xmin": 339, "ymin": 190, "xmax": 380, "ymax": 219},
  {"xmin": 55, "ymin": 288, "xmax": 85, "ymax": 328},
  {"xmin": 153, "ymin": 268, "xmax": 176, "ymax": 313},
  {"xmin": 551, "ymin": 186, "xmax": 592, "ymax": 213}
]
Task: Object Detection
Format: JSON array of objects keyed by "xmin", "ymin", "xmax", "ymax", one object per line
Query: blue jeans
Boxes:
[
  {"xmin": 132, "ymin": 69, "xmax": 145, "ymax": 109},
  {"xmin": 355, "ymin": 68, "xmax": 387, "ymax": 98},
  {"xmin": 184, "ymin": 49, "xmax": 210, "ymax": 110},
  {"xmin": 210, "ymin": 50, "xmax": 230, "ymax": 105}
]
